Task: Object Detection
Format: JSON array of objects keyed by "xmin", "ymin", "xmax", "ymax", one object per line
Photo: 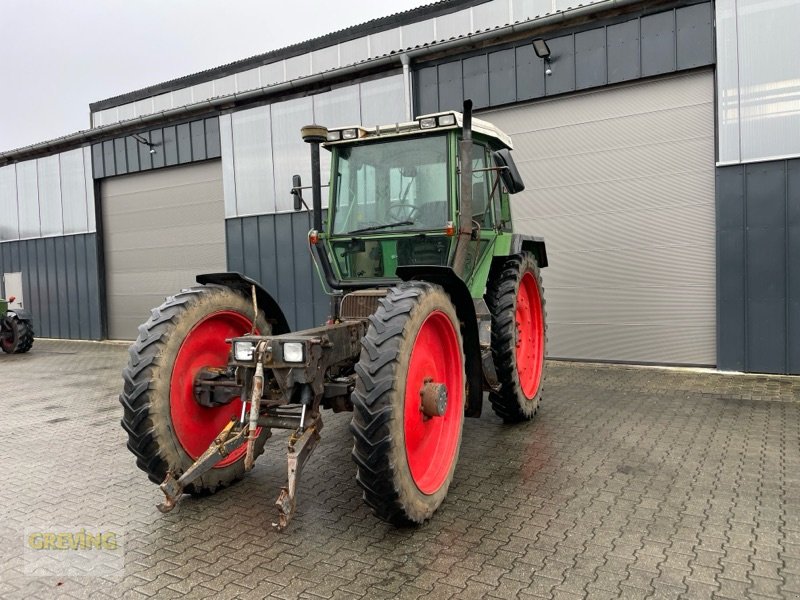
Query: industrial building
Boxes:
[{"xmin": 0, "ymin": 0, "xmax": 797, "ymax": 374}]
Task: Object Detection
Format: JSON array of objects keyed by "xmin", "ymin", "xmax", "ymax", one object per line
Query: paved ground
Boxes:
[{"xmin": 0, "ymin": 340, "xmax": 798, "ymax": 599}]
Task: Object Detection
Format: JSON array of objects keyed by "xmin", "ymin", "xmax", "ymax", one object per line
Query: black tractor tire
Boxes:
[
  {"xmin": 351, "ymin": 282, "xmax": 466, "ymax": 525},
  {"xmin": 486, "ymin": 252, "xmax": 547, "ymax": 423},
  {"xmin": 1, "ymin": 317, "xmax": 34, "ymax": 354},
  {"xmin": 119, "ymin": 285, "xmax": 271, "ymax": 495}
]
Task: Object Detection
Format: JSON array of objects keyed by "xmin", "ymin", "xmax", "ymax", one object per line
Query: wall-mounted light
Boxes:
[
  {"xmin": 132, "ymin": 133, "xmax": 159, "ymax": 154},
  {"xmin": 532, "ymin": 38, "xmax": 554, "ymax": 76}
]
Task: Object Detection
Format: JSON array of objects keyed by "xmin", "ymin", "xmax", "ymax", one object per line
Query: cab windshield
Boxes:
[{"xmin": 330, "ymin": 135, "xmax": 450, "ymax": 236}]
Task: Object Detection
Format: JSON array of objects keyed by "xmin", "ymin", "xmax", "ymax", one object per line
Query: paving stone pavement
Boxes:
[{"xmin": 1, "ymin": 340, "xmax": 798, "ymax": 599}]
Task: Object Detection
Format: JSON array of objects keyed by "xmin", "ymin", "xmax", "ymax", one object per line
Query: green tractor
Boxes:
[
  {"xmin": 120, "ymin": 100, "xmax": 547, "ymax": 529},
  {"xmin": 1, "ymin": 296, "xmax": 34, "ymax": 354}
]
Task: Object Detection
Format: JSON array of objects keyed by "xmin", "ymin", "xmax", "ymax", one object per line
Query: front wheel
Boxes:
[
  {"xmin": 486, "ymin": 252, "xmax": 547, "ymax": 423},
  {"xmin": 351, "ymin": 282, "xmax": 465, "ymax": 525},
  {"xmin": 119, "ymin": 285, "xmax": 270, "ymax": 495}
]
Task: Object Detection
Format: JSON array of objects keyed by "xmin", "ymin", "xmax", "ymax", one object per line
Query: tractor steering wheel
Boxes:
[{"xmin": 387, "ymin": 203, "xmax": 419, "ymax": 221}]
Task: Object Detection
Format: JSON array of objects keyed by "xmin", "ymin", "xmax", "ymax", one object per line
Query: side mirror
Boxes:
[
  {"xmin": 291, "ymin": 174, "xmax": 303, "ymax": 210},
  {"xmin": 493, "ymin": 149, "xmax": 525, "ymax": 194}
]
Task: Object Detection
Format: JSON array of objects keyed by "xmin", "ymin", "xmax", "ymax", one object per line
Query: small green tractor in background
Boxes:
[
  {"xmin": 120, "ymin": 100, "xmax": 548, "ymax": 529},
  {"xmin": 1, "ymin": 296, "xmax": 34, "ymax": 354}
]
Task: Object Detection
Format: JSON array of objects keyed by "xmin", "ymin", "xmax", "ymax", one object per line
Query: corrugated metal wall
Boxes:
[
  {"xmin": 415, "ymin": 2, "xmax": 714, "ymax": 115},
  {"xmin": 484, "ymin": 71, "xmax": 716, "ymax": 365},
  {"xmin": 717, "ymin": 158, "xmax": 800, "ymax": 375},
  {"xmin": 0, "ymin": 234, "xmax": 103, "ymax": 339},
  {"xmin": 226, "ymin": 211, "xmax": 330, "ymax": 332}
]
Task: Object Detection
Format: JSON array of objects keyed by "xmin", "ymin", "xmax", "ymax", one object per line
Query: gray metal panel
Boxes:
[
  {"xmin": 676, "ymin": 3, "xmax": 713, "ymax": 70},
  {"xmin": 102, "ymin": 141, "xmax": 116, "ymax": 177},
  {"xmin": 789, "ymin": 159, "xmax": 800, "ymax": 374},
  {"xmin": 92, "ymin": 144, "xmax": 105, "ymax": 179},
  {"xmin": 205, "ymin": 118, "xmax": 221, "ymax": 159},
  {"xmin": 191, "ymin": 120, "xmax": 206, "ymax": 161},
  {"xmin": 484, "ymin": 71, "xmax": 716, "ymax": 365},
  {"xmin": 462, "ymin": 55, "xmax": 489, "ymax": 110},
  {"xmin": 545, "ymin": 35, "xmax": 575, "ymax": 96},
  {"xmin": 607, "ymin": 19, "xmax": 640, "ymax": 84},
  {"xmin": 515, "ymin": 44, "xmax": 544, "ymax": 101},
  {"xmin": 438, "ymin": 61, "xmax": 463, "ymax": 112},
  {"xmin": 416, "ymin": 66, "xmax": 439, "ymax": 115},
  {"xmin": 488, "ymin": 49, "xmax": 516, "ymax": 106},
  {"xmin": 102, "ymin": 161, "xmax": 226, "ymax": 340},
  {"xmin": 150, "ymin": 130, "xmax": 165, "ymax": 168},
  {"xmin": 575, "ymin": 28, "xmax": 607, "ymax": 90},
  {"xmin": 163, "ymin": 126, "xmax": 178, "ymax": 166},
  {"xmin": 715, "ymin": 165, "xmax": 745, "ymax": 371},
  {"xmin": 45, "ymin": 237, "xmax": 59, "ymax": 336},
  {"xmin": 745, "ymin": 162, "xmax": 786, "ymax": 374},
  {"xmin": 225, "ymin": 211, "xmax": 329, "ymax": 331},
  {"xmin": 137, "ymin": 133, "xmax": 153, "ymax": 171},
  {"xmin": 113, "ymin": 138, "xmax": 127, "ymax": 176},
  {"xmin": 177, "ymin": 123, "xmax": 192, "ymax": 164},
  {"xmin": 641, "ymin": 10, "xmax": 676, "ymax": 77},
  {"xmin": 125, "ymin": 137, "xmax": 140, "ymax": 172}
]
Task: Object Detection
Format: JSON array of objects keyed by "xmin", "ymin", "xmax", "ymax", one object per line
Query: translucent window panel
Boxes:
[
  {"xmin": 219, "ymin": 114, "xmax": 238, "ymax": 218},
  {"xmin": 312, "ymin": 45, "xmax": 339, "ymax": 73},
  {"xmin": 117, "ymin": 103, "xmax": 135, "ymax": 122},
  {"xmin": 134, "ymin": 97, "xmax": 154, "ymax": 117},
  {"xmin": 0, "ymin": 165, "xmax": 19, "ymax": 241},
  {"xmin": 231, "ymin": 106, "xmax": 276, "ymax": 215},
  {"xmin": 59, "ymin": 149, "xmax": 89, "ymax": 234},
  {"xmin": 285, "ymin": 54, "xmax": 311, "ymax": 80},
  {"xmin": 214, "ymin": 75, "xmax": 235, "ymax": 97},
  {"xmin": 370, "ymin": 28, "xmax": 401, "ymax": 57},
  {"xmin": 236, "ymin": 67, "xmax": 261, "ymax": 92},
  {"xmin": 314, "ymin": 85, "xmax": 361, "ymax": 190},
  {"xmin": 512, "ymin": 0, "xmax": 552, "ymax": 21},
  {"xmin": 172, "ymin": 87, "xmax": 192, "ymax": 108},
  {"xmin": 271, "ymin": 97, "xmax": 314, "ymax": 212},
  {"xmin": 403, "ymin": 19, "xmax": 435, "ymax": 47},
  {"xmin": 16, "ymin": 160, "xmax": 40, "ymax": 238},
  {"xmin": 37, "ymin": 155, "xmax": 63, "ymax": 236},
  {"xmin": 192, "ymin": 81, "xmax": 213, "ymax": 102},
  {"xmin": 94, "ymin": 107, "xmax": 117, "ymax": 127},
  {"xmin": 554, "ymin": 0, "xmax": 601, "ymax": 11},
  {"xmin": 339, "ymin": 37, "xmax": 369, "ymax": 66},
  {"xmin": 360, "ymin": 75, "xmax": 406, "ymax": 126},
  {"xmin": 436, "ymin": 9, "xmax": 472, "ymax": 40},
  {"xmin": 83, "ymin": 147, "xmax": 96, "ymax": 232},
  {"xmin": 153, "ymin": 92, "xmax": 173, "ymax": 113},
  {"xmin": 260, "ymin": 62, "xmax": 285, "ymax": 86},
  {"xmin": 473, "ymin": 0, "xmax": 510, "ymax": 30},
  {"xmin": 736, "ymin": 0, "xmax": 800, "ymax": 162}
]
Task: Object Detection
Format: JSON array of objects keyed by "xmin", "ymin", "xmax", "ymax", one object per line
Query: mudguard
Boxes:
[
  {"xmin": 395, "ymin": 265, "xmax": 483, "ymax": 418},
  {"xmin": 196, "ymin": 272, "xmax": 291, "ymax": 335},
  {"xmin": 7, "ymin": 309, "xmax": 32, "ymax": 322},
  {"xmin": 511, "ymin": 234, "xmax": 548, "ymax": 268}
]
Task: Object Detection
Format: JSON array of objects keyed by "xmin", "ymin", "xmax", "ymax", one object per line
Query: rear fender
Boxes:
[
  {"xmin": 6, "ymin": 309, "xmax": 32, "ymax": 322},
  {"xmin": 395, "ymin": 265, "xmax": 483, "ymax": 418},
  {"xmin": 196, "ymin": 272, "xmax": 291, "ymax": 335},
  {"xmin": 511, "ymin": 234, "xmax": 548, "ymax": 268}
]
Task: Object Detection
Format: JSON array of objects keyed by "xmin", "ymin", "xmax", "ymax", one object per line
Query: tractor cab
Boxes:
[{"xmin": 294, "ymin": 109, "xmax": 526, "ymax": 296}]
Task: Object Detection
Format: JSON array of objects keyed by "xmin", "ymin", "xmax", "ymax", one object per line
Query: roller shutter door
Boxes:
[
  {"xmin": 102, "ymin": 161, "xmax": 226, "ymax": 340},
  {"xmin": 483, "ymin": 71, "xmax": 715, "ymax": 365}
]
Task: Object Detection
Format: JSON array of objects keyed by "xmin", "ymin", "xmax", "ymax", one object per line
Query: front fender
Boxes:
[
  {"xmin": 6, "ymin": 308, "xmax": 32, "ymax": 322},
  {"xmin": 196, "ymin": 272, "xmax": 291, "ymax": 335}
]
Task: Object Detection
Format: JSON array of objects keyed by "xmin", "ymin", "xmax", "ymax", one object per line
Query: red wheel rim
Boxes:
[
  {"xmin": 516, "ymin": 272, "xmax": 545, "ymax": 399},
  {"xmin": 404, "ymin": 310, "xmax": 464, "ymax": 495},
  {"xmin": 170, "ymin": 310, "xmax": 256, "ymax": 467}
]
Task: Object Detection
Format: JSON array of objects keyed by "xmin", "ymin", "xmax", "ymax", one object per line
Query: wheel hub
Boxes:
[{"xmin": 420, "ymin": 378, "xmax": 448, "ymax": 418}]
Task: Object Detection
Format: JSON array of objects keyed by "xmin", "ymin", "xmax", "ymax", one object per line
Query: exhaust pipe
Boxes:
[{"xmin": 453, "ymin": 99, "xmax": 473, "ymax": 277}]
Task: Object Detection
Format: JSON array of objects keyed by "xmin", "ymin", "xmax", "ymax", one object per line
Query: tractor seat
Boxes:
[{"xmin": 415, "ymin": 201, "xmax": 447, "ymax": 228}]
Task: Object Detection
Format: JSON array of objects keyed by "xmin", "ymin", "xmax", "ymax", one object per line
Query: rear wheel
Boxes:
[
  {"xmin": 1, "ymin": 317, "xmax": 34, "ymax": 354},
  {"xmin": 351, "ymin": 282, "xmax": 465, "ymax": 524},
  {"xmin": 119, "ymin": 285, "xmax": 270, "ymax": 494},
  {"xmin": 486, "ymin": 252, "xmax": 547, "ymax": 423}
]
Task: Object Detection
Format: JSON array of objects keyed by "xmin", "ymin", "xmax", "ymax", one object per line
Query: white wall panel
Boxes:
[
  {"xmin": 359, "ymin": 75, "xmax": 406, "ymax": 126},
  {"xmin": 37, "ymin": 155, "xmax": 63, "ymax": 236},
  {"xmin": 152, "ymin": 92, "xmax": 172, "ymax": 113},
  {"xmin": 314, "ymin": 85, "xmax": 362, "ymax": 200},
  {"xmin": 219, "ymin": 113, "xmax": 238, "ymax": 218},
  {"xmin": 285, "ymin": 54, "xmax": 311, "ymax": 80},
  {"xmin": 213, "ymin": 75, "xmax": 235, "ymax": 97},
  {"xmin": 0, "ymin": 165, "xmax": 19, "ymax": 241},
  {"xmin": 716, "ymin": 0, "xmax": 740, "ymax": 164},
  {"xmin": 83, "ymin": 147, "xmax": 96, "ymax": 232},
  {"xmin": 402, "ymin": 19, "xmax": 435, "ymax": 47},
  {"xmin": 236, "ymin": 68, "xmax": 261, "ymax": 92},
  {"xmin": 16, "ymin": 160, "xmax": 40, "ymax": 239},
  {"xmin": 260, "ymin": 62, "xmax": 285, "ymax": 87},
  {"xmin": 61, "ymin": 149, "xmax": 89, "ymax": 235},
  {"xmin": 436, "ymin": 9, "xmax": 472, "ymax": 40},
  {"xmin": 231, "ymin": 106, "xmax": 275, "ymax": 215},
  {"xmin": 339, "ymin": 37, "xmax": 369, "ymax": 66},
  {"xmin": 192, "ymin": 81, "xmax": 213, "ymax": 102},
  {"xmin": 312, "ymin": 46, "xmax": 339, "ymax": 73},
  {"xmin": 473, "ymin": 0, "xmax": 510, "ymax": 30},
  {"xmin": 270, "ymin": 97, "xmax": 314, "ymax": 212},
  {"xmin": 370, "ymin": 28, "xmax": 402, "ymax": 57}
]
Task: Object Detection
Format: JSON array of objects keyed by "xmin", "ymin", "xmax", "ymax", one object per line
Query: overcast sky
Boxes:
[{"xmin": 0, "ymin": 0, "xmax": 430, "ymax": 153}]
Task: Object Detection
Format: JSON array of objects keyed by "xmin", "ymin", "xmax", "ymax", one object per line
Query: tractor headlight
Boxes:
[
  {"xmin": 283, "ymin": 342, "xmax": 304, "ymax": 363},
  {"xmin": 438, "ymin": 114, "xmax": 456, "ymax": 126},
  {"xmin": 234, "ymin": 341, "xmax": 255, "ymax": 361},
  {"xmin": 419, "ymin": 117, "xmax": 437, "ymax": 129}
]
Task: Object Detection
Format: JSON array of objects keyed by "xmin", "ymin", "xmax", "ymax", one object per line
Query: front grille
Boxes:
[{"xmin": 340, "ymin": 290, "xmax": 387, "ymax": 320}]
